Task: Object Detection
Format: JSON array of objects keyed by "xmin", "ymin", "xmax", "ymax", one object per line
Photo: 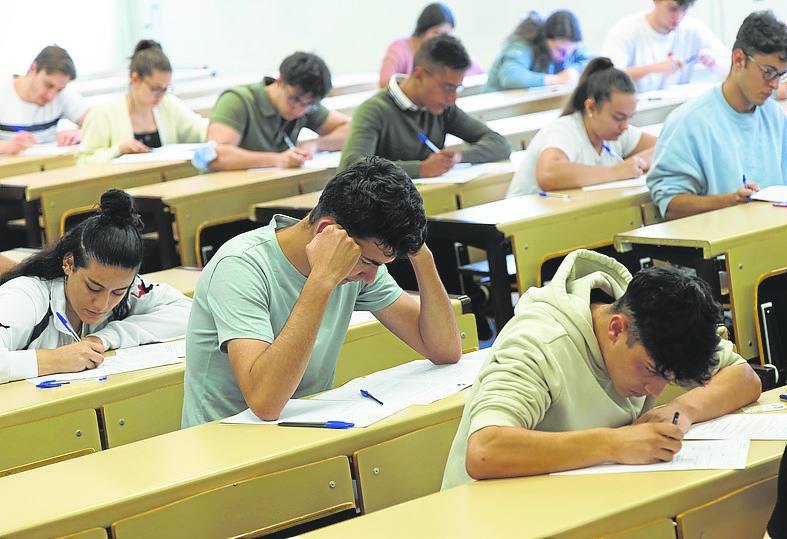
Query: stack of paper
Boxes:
[
  {"xmin": 415, "ymin": 162, "xmax": 515, "ymax": 185},
  {"xmin": 221, "ymin": 349, "xmax": 489, "ymax": 427},
  {"xmin": 685, "ymin": 413, "xmax": 787, "ymax": 440},
  {"xmin": 582, "ymin": 176, "xmax": 646, "ymax": 192},
  {"xmin": 112, "ymin": 144, "xmax": 203, "ymax": 164},
  {"xmin": 20, "ymin": 144, "xmax": 76, "ymax": 157},
  {"xmin": 751, "ymin": 186, "xmax": 787, "ymax": 204},
  {"xmin": 28, "ymin": 339, "xmax": 186, "ymax": 384}
]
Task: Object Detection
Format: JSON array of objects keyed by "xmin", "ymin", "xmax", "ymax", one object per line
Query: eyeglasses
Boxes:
[
  {"xmin": 745, "ymin": 54, "xmax": 787, "ymax": 83},
  {"xmin": 284, "ymin": 88, "xmax": 320, "ymax": 112},
  {"xmin": 423, "ymin": 68, "xmax": 464, "ymax": 95},
  {"xmin": 142, "ymin": 79, "xmax": 172, "ymax": 96}
]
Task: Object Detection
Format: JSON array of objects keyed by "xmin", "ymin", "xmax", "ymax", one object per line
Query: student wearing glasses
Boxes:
[
  {"xmin": 0, "ymin": 45, "xmax": 87, "ymax": 155},
  {"xmin": 340, "ymin": 35, "xmax": 510, "ymax": 179},
  {"xmin": 78, "ymin": 40, "xmax": 207, "ymax": 163},
  {"xmin": 378, "ymin": 2, "xmax": 484, "ymax": 88},
  {"xmin": 205, "ymin": 52, "xmax": 350, "ymax": 171},
  {"xmin": 484, "ymin": 10, "xmax": 590, "ymax": 93},
  {"xmin": 601, "ymin": 0, "xmax": 729, "ymax": 93},
  {"xmin": 647, "ymin": 11, "xmax": 787, "ymax": 220}
]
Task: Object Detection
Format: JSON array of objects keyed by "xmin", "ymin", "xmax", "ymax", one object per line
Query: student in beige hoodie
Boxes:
[{"xmin": 442, "ymin": 249, "xmax": 761, "ymax": 489}]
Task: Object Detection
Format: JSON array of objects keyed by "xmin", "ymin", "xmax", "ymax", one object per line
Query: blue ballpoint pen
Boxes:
[
  {"xmin": 283, "ymin": 134, "xmax": 296, "ymax": 149},
  {"xmin": 37, "ymin": 376, "xmax": 108, "ymax": 389},
  {"xmin": 55, "ymin": 311, "xmax": 81, "ymax": 342},
  {"xmin": 278, "ymin": 421, "xmax": 355, "ymax": 429},
  {"xmin": 360, "ymin": 389, "xmax": 385, "ymax": 406},
  {"xmin": 601, "ymin": 143, "xmax": 623, "ymax": 162},
  {"xmin": 418, "ymin": 133, "xmax": 441, "ymax": 153},
  {"xmin": 538, "ymin": 191, "xmax": 571, "ymax": 199},
  {"xmin": 743, "ymin": 174, "xmax": 749, "ymax": 189}
]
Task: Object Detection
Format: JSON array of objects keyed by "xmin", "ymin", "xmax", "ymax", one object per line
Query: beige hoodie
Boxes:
[{"xmin": 441, "ymin": 249, "xmax": 743, "ymax": 490}]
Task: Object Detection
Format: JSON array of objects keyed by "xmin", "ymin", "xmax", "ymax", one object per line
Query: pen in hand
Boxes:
[{"xmin": 418, "ymin": 133, "xmax": 441, "ymax": 153}]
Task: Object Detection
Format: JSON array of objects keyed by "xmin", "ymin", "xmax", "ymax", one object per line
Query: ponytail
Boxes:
[
  {"xmin": 1, "ymin": 189, "xmax": 145, "ymax": 320},
  {"xmin": 562, "ymin": 57, "xmax": 635, "ymax": 116}
]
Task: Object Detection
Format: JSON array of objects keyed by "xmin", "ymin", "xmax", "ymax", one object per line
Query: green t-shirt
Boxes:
[
  {"xmin": 182, "ymin": 215, "xmax": 403, "ymax": 428},
  {"xmin": 209, "ymin": 77, "xmax": 330, "ymax": 152}
]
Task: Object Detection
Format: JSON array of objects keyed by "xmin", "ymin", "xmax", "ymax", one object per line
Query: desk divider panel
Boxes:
[{"xmin": 100, "ymin": 382, "xmax": 185, "ymax": 448}]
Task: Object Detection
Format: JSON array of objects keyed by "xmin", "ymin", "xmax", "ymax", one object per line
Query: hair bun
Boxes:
[
  {"xmin": 99, "ymin": 189, "xmax": 142, "ymax": 230},
  {"xmin": 133, "ymin": 39, "xmax": 162, "ymax": 56}
]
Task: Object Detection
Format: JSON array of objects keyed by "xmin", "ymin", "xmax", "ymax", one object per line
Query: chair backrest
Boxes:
[
  {"xmin": 755, "ymin": 267, "xmax": 787, "ymax": 375},
  {"xmin": 195, "ymin": 215, "xmax": 261, "ymax": 267},
  {"xmin": 536, "ymin": 241, "xmax": 642, "ymax": 287}
]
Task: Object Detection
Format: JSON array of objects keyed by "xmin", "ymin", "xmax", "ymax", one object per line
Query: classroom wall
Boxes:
[{"xmin": 134, "ymin": 0, "xmax": 787, "ymax": 78}]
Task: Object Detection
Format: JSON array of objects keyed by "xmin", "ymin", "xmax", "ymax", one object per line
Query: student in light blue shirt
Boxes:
[
  {"xmin": 484, "ymin": 10, "xmax": 591, "ymax": 92},
  {"xmin": 647, "ymin": 11, "xmax": 787, "ymax": 220}
]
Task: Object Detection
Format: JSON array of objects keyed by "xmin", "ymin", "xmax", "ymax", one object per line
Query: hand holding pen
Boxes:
[
  {"xmin": 418, "ymin": 133, "xmax": 461, "ymax": 177},
  {"xmin": 736, "ymin": 174, "xmax": 760, "ymax": 204},
  {"xmin": 602, "ymin": 144, "xmax": 646, "ymax": 179},
  {"xmin": 277, "ymin": 134, "xmax": 309, "ymax": 168},
  {"xmin": 35, "ymin": 312, "xmax": 105, "ymax": 376}
]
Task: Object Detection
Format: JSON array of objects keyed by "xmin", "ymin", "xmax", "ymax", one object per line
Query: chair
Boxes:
[
  {"xmin": 754, "ymin": 267, "xmax": 787, "ymax": 382},
  {"xmin": 194, "ymin": 215, "xmax": 260, "ymax": 267}
]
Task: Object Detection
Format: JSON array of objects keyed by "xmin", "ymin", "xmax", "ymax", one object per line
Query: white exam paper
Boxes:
[
  {"xmin": 685, "ymin": 413, "xmax": 787, "ymax": 440},
  {"xmin": 751, "ymin": 186, "xmax": 787, "ymax": 204},
  {"xmin": 112, "ymin": 144, "xmax": 203, "ymax": 164},
  {"xmin": 415, "ymin": 162, "xmax": 514, "ymax": 184},
  {"xmin": 582, "ymin": 177, "xmax": 646, "ymax": 192}
]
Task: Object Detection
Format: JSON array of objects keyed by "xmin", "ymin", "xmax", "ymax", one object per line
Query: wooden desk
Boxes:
[
  {"xmin": 0, "ymin": 302, "xmax": 476, "ymax": 538},
  {"xmin": 142, "ymin": 266, "xmax": 202, "ymax": 298},
  {"xmin": 615, "ymin": 202, "xmax": 787, "ymax": 361},
  {"xmin": 429, "ymin": 185, "xmax": 650, "ymax": 329},
  {"xmin": 127, "ymin": 167, "xmax": 336, "ymax": 268},
  {"xmin": 304, "ymin": 389, "xmax": 787, "ymax": 539},
  {"xmin": 0, "ymin": 161, "xmax": 196, "ymax": 247},
  {"xmin": 0, "ymin": 248, "xmax": 36, "ymax": 265},
  {"xmin": 0, "ymin": 152, "xmax": 75, "ymax": 180}
]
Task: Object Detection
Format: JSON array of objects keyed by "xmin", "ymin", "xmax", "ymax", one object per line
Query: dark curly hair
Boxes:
[
  {"xmin": 309, "ymin": 156, "xmax": 426, "ymax": 258},
  {"xmin": 733, "ymin": 11, "xmax": 787, "ymax": 60},
  {"xmin": 611, "ymin": 266, "xmax": 722, "ymax": 386},
  {"xmin": 279, "ymin": 51, "xmax": 332, "ymax": 99},
  {"xmin": 414, "ymin": 34, "xmax": 470, "ymax": 72},
  {"xmin": 1, "ymin": 189, "xmax": 145, "ymax": 320}
]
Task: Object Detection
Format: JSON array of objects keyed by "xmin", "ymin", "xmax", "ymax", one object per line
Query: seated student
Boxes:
[
  {"xmin": 484, "ymin": 10, "xmax": 590, "ymax": 93},
  {"xmin": 602, "ymin": 0, "xmax": 729, "ymax": 93},
  {"xmin": 78, "ymin": 40, "xmax": 207, "ymax": 163},
  {"xmin": 769, "ymin": 447, "xmax": 787, "ymax": 538},
  {"xmin": 378, "ymin": 2, "xmax": 484, "ymax": 88},
  {"xmin": 0, "ymin": 189, "xmax": 192, "ymax": 384},
  {"xmin": 507, "ymin": 57, "xmax": 656, "ymax": 198},
  {"xmin": 205, "ymin": 52, "xmax": 350, "ymax": 171},
  {"xmin": 0, "ymin": 45, "xmax": 87, "ymax": 154},
  {"xmin": 441, "ymin": 249, "xmax": 761, "ymax": 489},
  {"xmin": 182, "ymin": 157, "xmax": 462, "ymax": 427},
  {"xmin": 647, "ymin": 11, "xmax": 787, "ymax": 221},
  {"xmin": 340, "ymin": 35, "xmax": 511, "ymax": 179}
]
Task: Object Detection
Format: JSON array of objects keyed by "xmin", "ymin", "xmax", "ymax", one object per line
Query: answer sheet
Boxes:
[
  {"xmin": 28, "ymin": 339, "xmax": 186, "ymax": 384},
  {"xmin": 582, "ymin": 177, "xmax": 646, "ymax": 192},
  {"xmin": 19, "ymin": 144, "xmax": 76, "ymax": 157},
  {"xmin": 751, "ymin": 186, "xmax": 787, "ymax": 204},
  {"xmin": 552, "ymin": 439, "xmax": 750, "ymax": 475},
  {"xmin": 685, "ymin": 413, "xmax": 787, "ymax": 440},
  {"xmin": 414, "ymin": 162, "xmax": 515, "ymax": 184},
  {"xmin": 111, "ymin": 143, "xmax": 202, "ymax": 164}
]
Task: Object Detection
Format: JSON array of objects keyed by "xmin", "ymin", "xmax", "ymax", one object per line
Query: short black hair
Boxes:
[
  {"xmin": 611, "ymin": 266, "xmax": 722, "ymax": 386},
  {"xmin": 309, "ymin": 156, "xmax": 426, "ymax": 258},
  {"xmin": 413, "ymin": 34, "xmax": 470, "ymax": 72},
  {"xmin": 413, "ymin": 3, "xmax": 455, "ymax": 37},
  {"xmin": 733, "ymin": 11, "xmax": 787, "ymax": 61},
  {"xmin": 279, "ymin": 52, "xmax": 332, "ymax": 99},
  {"xmin": 673, "ymin": 0, "xmax": 697, "ymax": 8},
  {"xmin": 34, "ymin": 45, "xmax": 77, "ymax": 80}
]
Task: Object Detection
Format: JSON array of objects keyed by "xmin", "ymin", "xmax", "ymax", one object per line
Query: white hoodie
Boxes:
[
  {"xmin": 442, "ymin": 249, "xmax": 744, "ymax": 489},
  {"xmin": 0, "ymin": 274, "xmax": 192, "ymax": 383}
]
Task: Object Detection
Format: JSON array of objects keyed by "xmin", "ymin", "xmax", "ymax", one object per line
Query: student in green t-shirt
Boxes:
[
  {"xmin": 206, "ymin": 52, "xmax": 350, "ymax": 171},
  {"xmin": 182, "ymin": 157, "xmax": 463, "ymax": 427}
]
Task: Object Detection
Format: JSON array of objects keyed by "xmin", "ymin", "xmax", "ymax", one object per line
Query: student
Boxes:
[
  {"xmin": 0, "ymin": 189, "xmax": 192, "ymax": 384},
  {"xmin": 441, "ymin": 249, "xmax": 761, "ymax": 489},
  {"xmin": 507, "ymin": 58, "xmax": 656, "ymax": 197},
  {"xmin": 647, "ymin": 11, "xmax": 787, "ymax": 220},
  {"xmin": 0, "ymin": 45, "xmax": 87, "ymax": 154},
  {"xmin": 340, "ymin": 35, "xmax": 511, "ymax": 179},
  {"xmin": 769, "ymin": 448, "xmax": 787, "ymax": 538},
  {"xmin": 378, "ymin": 2, "xmax": 484, "ymax": 88},
  {"xmin": 204, "ymin": 52, "xmax": 350, "ymax": 171},
  {"xmin": 182, "ymin": 157, "xmax": 462, "ymax": 427},
  {"xmin": 484, "ymin": 10, "xmax": 590, "ymax": 93},
  {"xmin": 78, "ymin": 40, "xmax": 207, "ymax": 163},
  {"xmin": 601, "ymin": 0, "xmax": 729, "ymax": 93}
]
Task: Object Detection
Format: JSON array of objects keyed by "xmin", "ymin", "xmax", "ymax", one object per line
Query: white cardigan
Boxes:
[
  {"xmin": 77, "ymin": 93, "xmax": 208, "ymax": 163},
  {"xmin": 0, "ymin": 274, "xmax": 192, "ymax": 383}
]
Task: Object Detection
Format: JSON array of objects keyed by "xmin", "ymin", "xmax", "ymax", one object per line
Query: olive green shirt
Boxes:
[
  {"xmin": 210, "ymin": 77, "xmax": 330, "ymax": 152},
  {"xmin": 339, "ymin": 75, "xmax": 512, "ymax": 178}
]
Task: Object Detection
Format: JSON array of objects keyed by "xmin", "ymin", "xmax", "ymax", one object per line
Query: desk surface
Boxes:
[
  {"xmin": 305, "ymin": 389, "xmax": 787, "ymax": 539},
  {"xmin": 614, "ymin": 202, "xmax": 787, "ymax": 258}
]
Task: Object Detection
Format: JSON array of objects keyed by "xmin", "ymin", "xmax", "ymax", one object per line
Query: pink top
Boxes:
[{"xmin": 378, "ymin": 36, "xmax": 485, "ymax": 87}]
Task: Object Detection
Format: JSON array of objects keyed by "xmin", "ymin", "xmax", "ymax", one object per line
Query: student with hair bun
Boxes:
[
  {"xmin": 78, "ymin": 40, "xmax": 207, "ymax": 163},
  {"xmin": 378, "ymin": 2, "xmax": 484, "ymax": 87},
  {"xmin": 485, "ymin": 10, "xmax": 591, "ymax": 92},
  {"xmin": 507, "ymin": 57, "xmax": 656, "ymax": 198},
  {"xmin": 0, "ymin": 189, "xmax": 191, "ymax": 384}
]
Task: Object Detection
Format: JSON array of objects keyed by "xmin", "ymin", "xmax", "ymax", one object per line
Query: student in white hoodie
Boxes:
[
  {"xmin": 0, "ymin": 189, "xmax": 191, "ymax": 384},
  {"xmin": 442, "ymin": 249, "xmax": 761, "ymax": 489}
]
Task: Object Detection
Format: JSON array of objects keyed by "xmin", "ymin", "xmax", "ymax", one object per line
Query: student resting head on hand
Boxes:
[
  {"xmin": 0, "ymin": 189, "xmax": 191, "ymax": 384},
  {"xmin": 485, "ymin": 10, "xmax": 590, "ymax": 92},
  {"xmin": 78, "ymin": 39, "xmax": 207, "ymax": 163},
  {"xmin": 507, "ymin": 57, "xmax": 657, "ymax": 197}
]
